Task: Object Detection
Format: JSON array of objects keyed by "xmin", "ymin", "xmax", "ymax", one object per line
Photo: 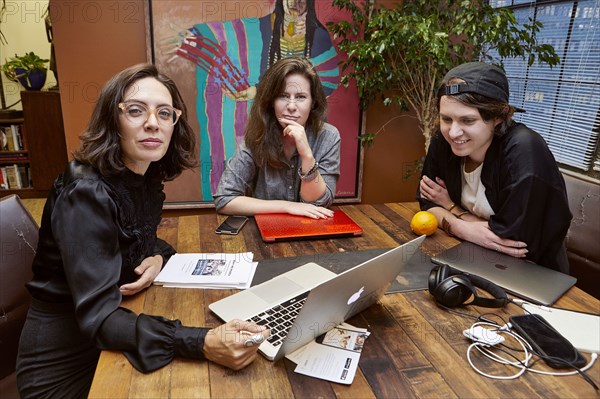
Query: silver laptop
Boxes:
[
  {"xmin": 431, "ymin": 241, "xmax": 576, "ymax": 305},
  {"xmin": 209, "ymin": 235, "xmax": 426, "ymax": 361}
]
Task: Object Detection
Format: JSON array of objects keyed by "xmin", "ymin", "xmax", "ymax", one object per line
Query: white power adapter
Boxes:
[{"xmin": 463, "ymin": 325, "xmax": 506, "ymax": 346}]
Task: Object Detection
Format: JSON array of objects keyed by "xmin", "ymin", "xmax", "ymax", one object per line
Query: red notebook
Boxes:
[{"xmin": 254, "ymin": 210, "xmax": 363, "ymax": 242}]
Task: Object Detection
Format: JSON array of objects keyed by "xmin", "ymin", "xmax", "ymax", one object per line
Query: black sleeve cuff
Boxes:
[
  {"xmin": 153, "ymin": 238, "xmax": 177, "ymax": 265},
  {"xmin": 174, "ymin": 326, "xmax": 209, "ymax": 360},
  {"xmin": 122, "ymin": 314, "xmax": 209, "ymax": 373}
]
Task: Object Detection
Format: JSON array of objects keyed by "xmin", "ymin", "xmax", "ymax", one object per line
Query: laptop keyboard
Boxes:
[{"xmin": 247, "ymin": 291, "xmax": 309, "ymax": 347}]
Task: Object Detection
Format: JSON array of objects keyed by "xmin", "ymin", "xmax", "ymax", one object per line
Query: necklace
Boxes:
[{"xmin": 284, "ymin": 13, "xmax": 306, "ymax": 37}]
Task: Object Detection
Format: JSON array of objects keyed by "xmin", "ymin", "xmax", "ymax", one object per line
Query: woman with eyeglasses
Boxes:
[
  {"xmin": 213, "ymin": 57, "xmax": 341, "ymax": 218},
  {"xmin": 16, "ymin": 64, "xmax": 269, "ymax": 399}
]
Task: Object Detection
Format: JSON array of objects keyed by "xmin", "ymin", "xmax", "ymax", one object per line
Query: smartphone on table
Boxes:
[
  {"xmin": 215, "ymin": 215, "xmax": 248, "ymax": 235},
  {"xmin": 509, "ymin": 313, "xmax": 587, "ymax": 369}
]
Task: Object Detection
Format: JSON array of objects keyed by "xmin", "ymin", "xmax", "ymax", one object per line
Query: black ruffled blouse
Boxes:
[{"xmin": 26, "ymin": 160, "xmax": 208, "ymax": 372}]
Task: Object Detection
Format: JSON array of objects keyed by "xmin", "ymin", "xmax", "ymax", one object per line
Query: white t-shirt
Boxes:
[{"xmin": 461, "ymin": 161, "xmax": 495, "ymax": 219}]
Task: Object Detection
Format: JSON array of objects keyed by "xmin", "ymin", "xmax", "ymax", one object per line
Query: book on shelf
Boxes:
[
  {"xmin": 11, "ymin": 125, "xmax": 23, "ymax": 151},
  {"xmin": 19, "ymin": 124, "xmax": 28, "ymax": 150},
  {"xmin": 0, "ymin": 167, "xmax": 7, "ymax": 189},
  {"xmin": 0, "ymin": 124, "xmax": 25, "ymax": 152},
  {"xmin": 18, "ymin": 165, "xmax": 30, "ymax": 188},
  {"xmin": 0, "ymin": 127, "xmax": 8, "ymax": 151},
  {"xmin": 2, "ymin": 126, "xmax": 15, "ymax": 151},
  {"xmin": 4, "ymin": 164, "xmax": 22, "ymax": 189}
]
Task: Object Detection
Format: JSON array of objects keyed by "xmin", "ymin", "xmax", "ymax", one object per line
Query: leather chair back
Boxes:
[
  {"xmin": 0, "ymin": 195, "xmax": 38, "ymax": 398},
  {"xmin": 563, "ymin": 173, "xmax": 600, "ymax": 299}
]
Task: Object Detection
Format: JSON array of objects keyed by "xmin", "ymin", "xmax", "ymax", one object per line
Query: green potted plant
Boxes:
[
  {"xmin": 2, "ymin": 51, "xmax": 49, "ymax": 91},
  {"xmin": 328, "ymin": 0, "xmax": 560, "ymax": 150}
]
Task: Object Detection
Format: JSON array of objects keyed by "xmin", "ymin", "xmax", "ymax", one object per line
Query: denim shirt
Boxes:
[{"xmin": 214, "ymin": 122, "xmax": 341, "ymax": 211}]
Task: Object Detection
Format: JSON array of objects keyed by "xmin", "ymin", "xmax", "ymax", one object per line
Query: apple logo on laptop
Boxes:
[
  {"xmin": 495, "ymin": 263, "xmax": 508, "ymax": 270},
  {"xmin": 347, "ymin": 287, "xmax": 364, "ymax": 305}
]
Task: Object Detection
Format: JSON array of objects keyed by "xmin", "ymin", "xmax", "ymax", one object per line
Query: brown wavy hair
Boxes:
[
  {"xmin": 73, "ymin": 63, "xmax": 197, "ymax": 180},
  {"xmin": 244, "ymin": 57, "xmax": 327, "ymax": 168}
]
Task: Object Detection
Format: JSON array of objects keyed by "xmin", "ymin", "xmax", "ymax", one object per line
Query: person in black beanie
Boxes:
[{"xmin": 418, "ymin": 62, "xmax": 571, "ymax": 273}]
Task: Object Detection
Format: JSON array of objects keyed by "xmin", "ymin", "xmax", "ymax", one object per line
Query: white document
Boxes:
[
  {"xmin": 154, "ymin": 252, "xmax": 255, "ymax": 289},
  {"xmin": 162, "ymin": 262, "xmax": 258, "ymax": 289},
  {"xmin": 286, "ymin": 323, "xmax": 370, "ymax": 384}
]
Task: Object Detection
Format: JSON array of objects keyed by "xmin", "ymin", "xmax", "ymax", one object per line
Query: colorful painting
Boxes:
[{"xmin": 148, "ymin": 0, "xmax": 362, "ymax": 206}]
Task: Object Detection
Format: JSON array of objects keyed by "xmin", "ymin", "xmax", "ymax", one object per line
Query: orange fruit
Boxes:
[{"xmin": 410, "ymin": 211, "xmax": 438, "ymax": 236}]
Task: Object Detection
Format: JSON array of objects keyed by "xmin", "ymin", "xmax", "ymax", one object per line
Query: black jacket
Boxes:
[{"xmin": 418, "ymin": 123, "xmax": 572, "ymax": 272}]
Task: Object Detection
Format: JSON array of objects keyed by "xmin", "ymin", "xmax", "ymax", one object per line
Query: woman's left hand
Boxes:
[
  {"xmin": 285, "ymin": 202, "xmax": 334, "ymax": 219},
  {"xmin": 453, "ymin": 220, "xmax": 528, "ymax": 258},
  {"xmin": 120, "ymin": 254, "xmax": 163, "ymax": 296},
  {"xmin": 419, "ymin": 175, "xmax": 453, "ymax": 210}
]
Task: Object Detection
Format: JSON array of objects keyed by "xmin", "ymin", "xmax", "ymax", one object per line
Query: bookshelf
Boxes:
[
  {"xmin": 0, "ymin": 91, "xmax": 68, "ymax": 198},
  {"xmin": 0, "ymin": 115, "xmax": 28, "ymax": 192}
]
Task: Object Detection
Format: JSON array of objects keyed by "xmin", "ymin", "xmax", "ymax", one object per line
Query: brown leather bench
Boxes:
[
  {"xmin": 0, "ymin": 195, "xmax": 38, "ymax": 398},
  {"xmin": 563, "ymin": 173, "xmax": 600, "ymax": 299}
]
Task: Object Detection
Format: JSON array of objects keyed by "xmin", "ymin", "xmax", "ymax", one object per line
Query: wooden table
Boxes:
[{"xmin": 89, "ymin": 203, "xmax": 600, "ymax": 398}]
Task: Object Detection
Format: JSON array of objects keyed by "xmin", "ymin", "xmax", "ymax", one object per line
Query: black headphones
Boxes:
[{"xmin": 428, "ymin": 264, "xmax": 509, "ymax": 308}]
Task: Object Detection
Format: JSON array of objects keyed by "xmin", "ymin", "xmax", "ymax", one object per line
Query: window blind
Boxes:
[{"xmin": 489, "ymin": 0, "xmax": 600, "ymax": 171}]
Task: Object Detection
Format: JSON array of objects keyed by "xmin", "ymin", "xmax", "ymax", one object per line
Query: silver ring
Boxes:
[{"xmin": 244, "ymin": 333, "xmax": 265, "ymax": 347}]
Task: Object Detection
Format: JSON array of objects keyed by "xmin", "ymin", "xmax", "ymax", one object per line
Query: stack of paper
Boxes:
[{"xmin": 154, "ymin": 252, "xmax": 257, "ymax": 289}]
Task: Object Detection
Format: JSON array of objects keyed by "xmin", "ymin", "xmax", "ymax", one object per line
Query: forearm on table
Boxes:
[
  {"xmin": 219, "ymin": 196, "xmax": 294, "ymax": 216},
  {"xmin": 299, "ymin": 172, "xmax": 328, "ymax": 203},
  {"xmin": 427, "ymin": 205, "xmax": 485, "ymax": 239}
]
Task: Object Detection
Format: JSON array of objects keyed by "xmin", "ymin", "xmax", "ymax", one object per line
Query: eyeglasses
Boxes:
[
  {"xmin": 276, "ymin": 93, "xmax": 311, "ymax": 104},
  {"xmin": 118, "ymin": 102, "xmax": 182, "ymax": 127}
]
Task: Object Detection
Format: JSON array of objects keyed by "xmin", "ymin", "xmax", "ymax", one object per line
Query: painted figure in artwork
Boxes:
[{"xmin": 163, "ymin": 0, "xmax": 340, "ymax": 199}]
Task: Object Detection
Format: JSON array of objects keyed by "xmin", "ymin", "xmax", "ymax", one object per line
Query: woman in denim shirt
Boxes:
[{"xmin": 214, "ymin": 57, "xmax": 341, "ymax": 219}]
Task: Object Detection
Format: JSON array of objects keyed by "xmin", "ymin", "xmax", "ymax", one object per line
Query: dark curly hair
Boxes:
[{"xmin": 73, "ymin": 63, "xmax": 197, "ymax": 180}]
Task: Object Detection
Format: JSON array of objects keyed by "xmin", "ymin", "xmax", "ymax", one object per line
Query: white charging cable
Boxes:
[
  {"xmin": 464, "ymin": 322, "xmax": 598, "ymax": 381},
  {"xmin": 465, "ymin": 322, "xmax": 531, "ymax": 380}
]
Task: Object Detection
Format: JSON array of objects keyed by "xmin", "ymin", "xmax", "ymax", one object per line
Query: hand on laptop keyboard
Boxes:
[
  {"xmin": 203, "ymin": 319, "xmax": 270, "ymax": 370},
  {"xmin": 247, "ymin": 291, "xmax": 309, "ymax": 347}
]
